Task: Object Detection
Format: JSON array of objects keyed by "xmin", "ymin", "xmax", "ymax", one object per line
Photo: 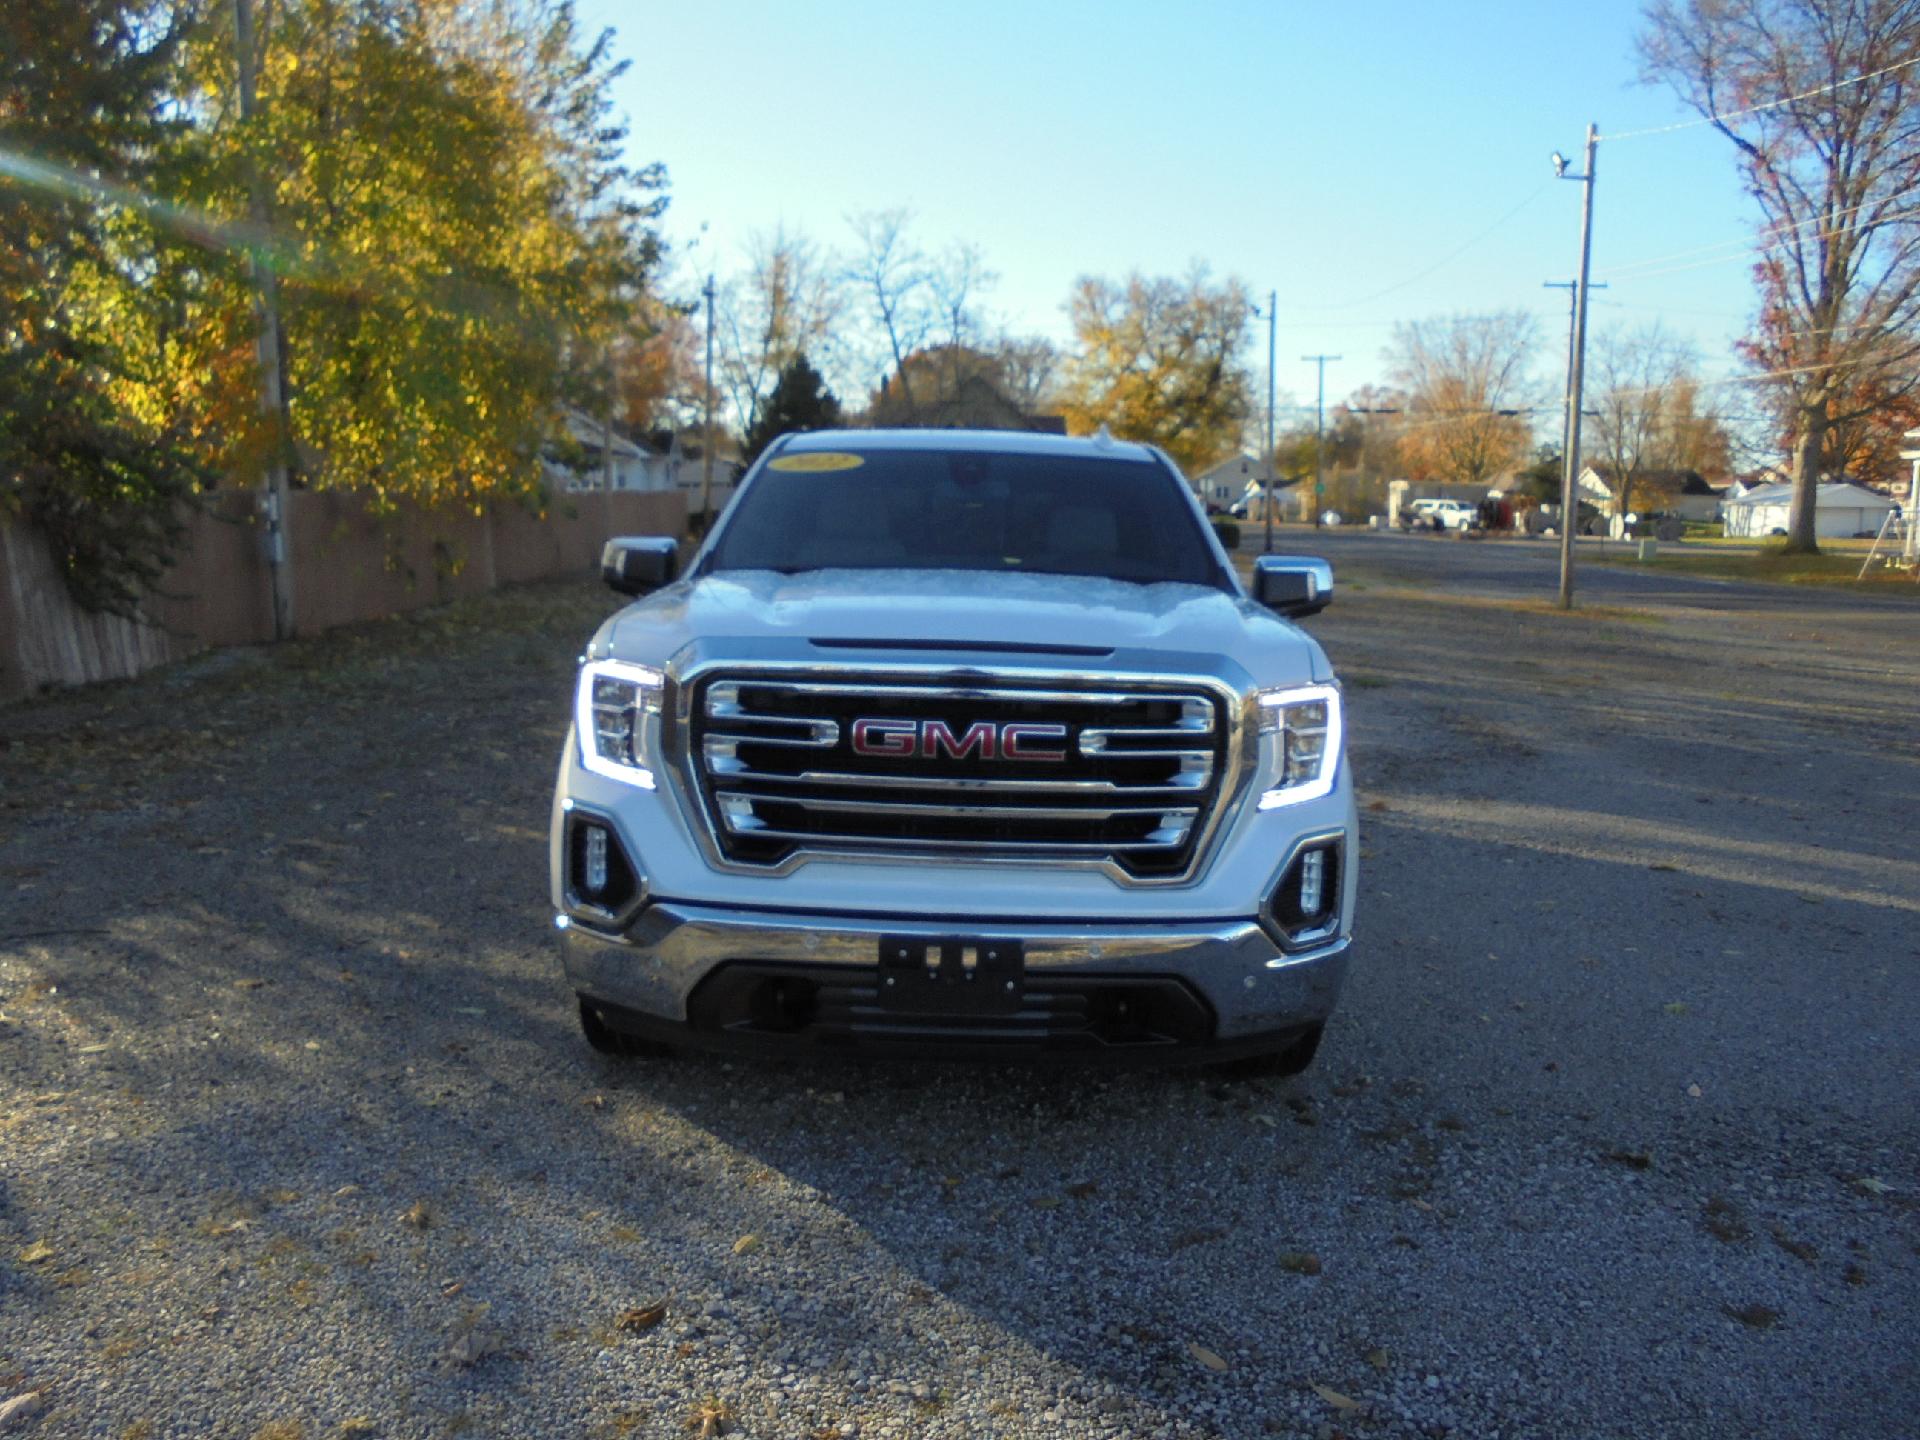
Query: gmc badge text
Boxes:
[{"xmin": 550, "ymin": 429, "xmax": 1355, "ymax": 1073}]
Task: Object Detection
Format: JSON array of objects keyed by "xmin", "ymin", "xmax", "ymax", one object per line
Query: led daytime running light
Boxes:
[
  {"xmin": 1255, "ymin": 683, "xmax": 1343, "ymax": 809},
  {"xmin": 576, "ymin": 659, "xmax": 663, "ymax": 789}
]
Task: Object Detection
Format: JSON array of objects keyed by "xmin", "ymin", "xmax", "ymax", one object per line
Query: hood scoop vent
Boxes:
[{"xmin": 809, "ymin": 637, "xmax": 1114, "ymax": 658}]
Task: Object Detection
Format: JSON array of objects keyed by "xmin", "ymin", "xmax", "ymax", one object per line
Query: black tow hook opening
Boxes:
[{"xmin": 746, "ymin": 975, "xmax": 820, "ymax": 1033}]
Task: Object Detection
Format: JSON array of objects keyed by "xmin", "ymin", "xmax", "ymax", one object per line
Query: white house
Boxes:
[
  {"xmin": 546, "ymin": 409, "xmax": 673, "ymax": 494},
  {"xmin": 1721, "ymin": 481, "xmax": 1897, "ymax": 539},
  {"xmin": 1192, "ymin": 454, "xmax": 1267, "ymax": 511}
]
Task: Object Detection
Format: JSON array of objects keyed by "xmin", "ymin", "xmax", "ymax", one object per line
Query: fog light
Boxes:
[
  {"xmin": 1268, "ymin": 841, "xmax": 1340, "ymax": 946},
  {"xmin": 1298, "ymin": 848, "xmax": 1325, "ymax": 914},
  {"xmin": 582, "ymin": 824, "xmax": 609, "ymax": 896}
]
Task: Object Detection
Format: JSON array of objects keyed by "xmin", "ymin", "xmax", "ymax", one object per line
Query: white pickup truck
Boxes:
[{"xmin": 551, "ymin": 429, "xmax": 1356, "ymax": 1073}]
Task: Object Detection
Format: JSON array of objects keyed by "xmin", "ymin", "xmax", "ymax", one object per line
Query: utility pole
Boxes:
[
  {"xmin": 233, "ymin": 0, "xmax": 294, "ymax": 640},
  {"xmin": 602, "ymin": 349, "xmax": 616, "ymax": 492},
  {"xmin": 1302, "ymin": 354, "xmax": 1341, "ymax": 528},
  {"xmin": 1255, "ymin": 292, "xmax": 1278, "ymax": 553},
  {"xmin": 1554, "ymin": 125, "xmax": 1599, "ymax": 610},
  {"xmin": 699, "ymin": 274, "xmax": 716, "ymax": 535},
  {"xmin": 1546, "ymin": 276, "xmax": 1606, "ymax": 535}
]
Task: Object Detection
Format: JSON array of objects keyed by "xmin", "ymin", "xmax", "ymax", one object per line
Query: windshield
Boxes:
[{"xmin": 704, "ymin": 447, "xmax": 1227, "ymax": 589}]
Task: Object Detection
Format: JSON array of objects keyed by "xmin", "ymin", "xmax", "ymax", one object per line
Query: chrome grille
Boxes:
[{"xmin": 686, "ymin": 672, "xmax": 1229, "ymax": 878}]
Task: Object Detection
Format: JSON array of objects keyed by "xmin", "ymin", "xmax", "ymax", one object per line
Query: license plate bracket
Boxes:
[{"xmin": 876, "ymin": 936, "xmax": 1025, "ymax": 1015}]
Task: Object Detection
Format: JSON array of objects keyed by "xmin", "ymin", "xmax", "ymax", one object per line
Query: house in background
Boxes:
[
  {"xmin": 1577, "ymin": 465, "xmax": 1722, "ymax": 522},
  {"xmin": 1722, "ymin": 481, "xmax": 1896, "ymax": 539},
  {"xmin": 546, "ymin": 408, "xmax": 667, "ymax": 494},
  {"xmin": 655, "ymin": 428, "xmax": 746, "ymax": 521},
  {"xmin": 1192, "ymin": 454, "xmax": 1267, "ymax": 512}
]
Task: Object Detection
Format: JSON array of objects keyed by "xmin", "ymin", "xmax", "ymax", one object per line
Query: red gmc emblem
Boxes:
[{"xmin": 850, "ymin": 718, "xmax": 1069, "ymax": 761}]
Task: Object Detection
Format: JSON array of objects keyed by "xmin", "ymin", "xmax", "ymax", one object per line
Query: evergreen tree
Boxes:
[{"xmin": 744, "ymin": 353, "xmax": 843, "ymax": 461}]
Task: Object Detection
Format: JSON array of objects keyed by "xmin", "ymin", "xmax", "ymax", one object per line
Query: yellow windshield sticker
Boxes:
[{"xmin": 769, "ymin": 451, "xmax": 865, "ymax": 473}]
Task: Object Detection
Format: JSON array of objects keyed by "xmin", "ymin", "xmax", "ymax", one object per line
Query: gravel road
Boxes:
[{"xmin": 2, "ymin": 544, "xmax": 1916, "ymax": 1440}]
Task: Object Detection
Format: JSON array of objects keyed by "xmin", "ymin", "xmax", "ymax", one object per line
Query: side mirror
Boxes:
[
  {"xmin": 601, "ymin": 536, "xmax": 678, "ymax": 596},
  {"xmin": 1252, "ymin": 555, "xmax": 1333, "ymax": 618}
]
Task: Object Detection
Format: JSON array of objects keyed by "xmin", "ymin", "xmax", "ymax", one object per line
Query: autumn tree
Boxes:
[
  {"xmin": 1640, "ymin": 0, "xmax": 1920, "ymax": 552},
  {"xmin": 1059, "ymin": 267, "xmax": 1253, "ymax": 474},
  {"xmin": 866, "ymin": 345, "xmax": 1037, "ymax": 429},
  {"xmin": 744, "ymin": 352, "xmax": 842, "ymax": 461},
  {"xmin": 1586, "ymin": 323, "xmax": 1734, "ymax": 516},
  {"xmin": 1386, "ymin": 311, "xmax": 1539, "ymax": 487},
  {"xmin": 718, "ymin": 226, "xmax": 841, "ymax": 440},
  {"xmin": 611, "ymin": 294, "xmax": 702, "ymax": 432},
  {"xmin": 844, "ymin": 209, "xmax": 933, "ymax": 420},
  {"xmin": 0, "ymin": 0, "xmax": 204, "ymax": 613}
]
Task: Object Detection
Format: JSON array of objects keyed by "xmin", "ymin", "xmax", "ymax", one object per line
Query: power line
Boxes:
[
  {"xmin": 1293, "ymin": 182, "xmax": 1553, "ymax": 311},
  {"xmin": 1599, "ymin": 192, "xmax": 1920, "ymax": 282},
  {"xmin": 1605, "ymin": 55, "xmax": 1920, "ymax": 142}
]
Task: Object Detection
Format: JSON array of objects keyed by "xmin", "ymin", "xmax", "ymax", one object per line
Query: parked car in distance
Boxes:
[{"xmin": 1402, "ymin": 498, "xmax": 1477, "ymax": 532}]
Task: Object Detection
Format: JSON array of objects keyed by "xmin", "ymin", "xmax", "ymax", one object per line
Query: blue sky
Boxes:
[{"xmin": 579, "ymin": 0, "xmax": 1766, "ymax": 419}]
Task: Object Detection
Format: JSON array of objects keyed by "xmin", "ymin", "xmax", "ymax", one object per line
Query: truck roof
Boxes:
[{"xmin": 776, "ymin": 427, "xmax": 1164, "ymax": 465}]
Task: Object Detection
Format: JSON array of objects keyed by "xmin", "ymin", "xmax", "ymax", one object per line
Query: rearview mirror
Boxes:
[
  {"xmin": 601, "ymin": 536, "xmax": 679, "ymax": 596},
  {"xmin": 1252, "ymin": 556, "xmax": 1333, "ymax": 618}
]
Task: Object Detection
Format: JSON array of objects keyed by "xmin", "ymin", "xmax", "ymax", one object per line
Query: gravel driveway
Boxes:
[{"xmin": 2, "ymin": 553, "xmax": 1916, "ymax": 1440}]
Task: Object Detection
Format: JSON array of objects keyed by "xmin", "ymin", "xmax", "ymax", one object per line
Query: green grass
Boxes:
[{"xmin": 1589, "ymin": 540, "xmax": 1918, "ymax": 591}]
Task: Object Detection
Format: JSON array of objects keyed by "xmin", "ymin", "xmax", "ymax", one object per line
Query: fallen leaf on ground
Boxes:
[
  {"xmin": 1278, "ymin": 1251, "xmax": 1322, "ymax": 1276},
  {"xmin": 1065, "ymin": 1181, "xmax": 1097, "ymax": 1199},
  {"xmin": 399, "ymin": 1201, "xmax": 432, "ymax": 1230},
  {"xmin": 1770, "ymin": 1229, "xmax": 1818, "ymax": 1264},
  {"xmin": 730, "ymin": 1233, "xmax": 760, "ymax": 1256},
  {"xmin": 1602, "ymin": 1149, "xmax": 1653, "ymax": 1170},
  {"xmin": 1723, "ymin": 1302, "xmax": 1780, "ymax": 1330},
  {"xmin": 1853, "ymin": 1176, "xmax": 1891, "ymax": 1196},
  {"xmin": 16, "ymin": 1242, "xmax": 53, "ymax": 1265},
  {"xmin": 437, "ymin": 1325, "xmax": 504, "ymax": 1369},
  {"xmin": 1030, "ymin": 1195, "xmax": 1062, "ymax": 1210},
  {"xmin": 582, "ymin": 1093, "xmax": 608, "ymax": 1110},
  {"xmin": 334, "ymin": 1420, "xmax": 377, "ymax": 1438},
  {"xmin": 234, "ymin": 978, "xmax": 268, "ymax": 991},
  {"xmin": 685, "ymin": 1398, "xmax": 733, "ymax": 1437},
  {"xmin": 616, "ymin": 1301, "xmax": 667, "ymax": 1332},
  {"xmin": 1365, "ymin": 1347, "xmax": 1390, "ymax": 1371},
  {"xmin": 1169, "ymin": 1226, "xmax": 1228, "ymax": 1252},
  {"xmin": 1188, "ymin": 1342, "xmax": 1229, "ymax": 1372},
  {"xmin": 1687, "ymin": 1084, "xmax": 1703, "ymax": 1098},
  {"xmin": 1311, "ymin": 1382, "xmax": 1360, "ymax": 1411}
]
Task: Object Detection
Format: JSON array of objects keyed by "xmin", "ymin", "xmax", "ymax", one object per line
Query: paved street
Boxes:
[{"xmin": 1, "ymin": 548, "xmax": 1916, "ymax": 1439}]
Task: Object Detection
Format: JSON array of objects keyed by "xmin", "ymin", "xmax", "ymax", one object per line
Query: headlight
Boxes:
[
  {"xmin": 1254, "ymin": 683, "xmax": 1342, "ymax": 809},
  {"xmin": 576, "ymin": 659, "xmax": 663, "ymax": 789}
]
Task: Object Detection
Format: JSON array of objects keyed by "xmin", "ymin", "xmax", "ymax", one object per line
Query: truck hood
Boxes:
[{"xmin": 597, "ymin": 568, "xmax": 1330, "ymax": 686}]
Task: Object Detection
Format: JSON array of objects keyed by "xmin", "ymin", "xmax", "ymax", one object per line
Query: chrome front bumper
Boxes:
[{"xmin": 559, "ymin": 901, "xmax": 1351, "ymax": 1057}]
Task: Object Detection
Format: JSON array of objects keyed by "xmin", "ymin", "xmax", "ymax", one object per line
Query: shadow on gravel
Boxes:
[{"xmin": 3, "ymin": 573, "xmax": 1917, "ymax": 1439}]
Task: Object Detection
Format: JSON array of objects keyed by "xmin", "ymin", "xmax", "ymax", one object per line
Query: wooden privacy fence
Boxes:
[{"xmin": 0, "ymin": 487, "xmax": 686, "ymax": 705}]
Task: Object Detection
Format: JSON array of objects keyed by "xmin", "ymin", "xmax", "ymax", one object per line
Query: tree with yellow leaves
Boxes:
[{"xmin": 1059, "ymin": 267, "xmax": 1253, "ymax": 476}]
